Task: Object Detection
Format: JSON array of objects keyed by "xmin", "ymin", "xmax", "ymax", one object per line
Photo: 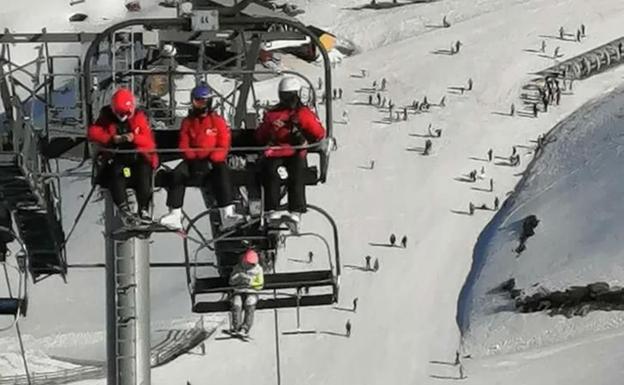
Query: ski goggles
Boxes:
[{"xmin": 192, "ymin": 97, "xmax": 213, "ymax": 109}]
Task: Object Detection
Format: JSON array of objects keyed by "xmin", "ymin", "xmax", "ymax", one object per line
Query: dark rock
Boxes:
[
  {"xmin": 588, "ymin": 282, "xmax": 610, "ymax": 297},
  {"xmin": 69, "ymin": 13, "xmax": 88, "ymax": 22}
]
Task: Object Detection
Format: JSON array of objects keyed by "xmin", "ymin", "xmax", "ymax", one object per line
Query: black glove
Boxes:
[{"xmin": 290, "ymin": 127, "xmax": 306, "ymax": 146}]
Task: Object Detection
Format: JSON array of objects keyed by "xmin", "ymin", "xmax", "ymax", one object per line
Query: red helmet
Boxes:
[
  {"xmin": 111, "ymin": 88, "xmax": 136, "ymax": 120},
  {"xmin": 242, "ymin": 249, "xmax": 259, "ymax": 265}
]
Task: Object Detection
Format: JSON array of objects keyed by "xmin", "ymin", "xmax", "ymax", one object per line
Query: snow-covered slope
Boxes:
[
  {"xmin": 3, "ymin": 0, "xmax": 624, "ymax": 384},
  {"xmin": 459, "ymin": 83, "xmax": 624, "ymax": 357}
]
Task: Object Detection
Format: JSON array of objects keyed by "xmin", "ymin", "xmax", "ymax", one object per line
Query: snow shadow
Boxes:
[
  {"xmin": 431, "ymin": 49, "xmax": 455, "ymax": 56},
  {"xmin": 343, "ymin": 0, "xmax": 439, "ymax": 11}
]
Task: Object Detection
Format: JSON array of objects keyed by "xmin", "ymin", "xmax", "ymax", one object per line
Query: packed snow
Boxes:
[{"xmin": 2, "ymin": 0, "xmax": 624, "ymax": 384}]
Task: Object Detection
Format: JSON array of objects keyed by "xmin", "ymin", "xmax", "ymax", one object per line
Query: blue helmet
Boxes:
[{"xmin": 191, "ymin": 83, "xmax": 212, "ymax": 100}]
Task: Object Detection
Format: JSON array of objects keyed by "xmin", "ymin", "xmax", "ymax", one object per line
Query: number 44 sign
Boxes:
[{"xmin": 191, "ymin": 10, "xmax": 219, "ymax": 31}]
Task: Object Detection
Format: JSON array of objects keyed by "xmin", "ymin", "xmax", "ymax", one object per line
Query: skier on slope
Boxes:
[
  {"xmin": 229, "ymin": 249, "xmax": 264, "ymax": 337},
  {"xmin": 255, "ymin": 77, "xmax": 326, "ymax": 228},
  {"xmin": 88, "ymin": 88, "xmax": 159, "ymax": 223},
  {"xmin": 159, "ymin": 84, "xmax": 243, "ymax": 230}
]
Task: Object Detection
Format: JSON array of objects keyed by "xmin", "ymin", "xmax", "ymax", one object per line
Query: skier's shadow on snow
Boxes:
[
  {"xmin": 368, "ymin": 242, "xmax": 397, "ymax": 248},
  {"xmin": 373, "ymin": 119, "xmax": 392, "ymax": 125},
  {"xmin": 343, "ymin": 264, "xmax": 370, "ymax": 272},
  {"xmin": 470, "ymin": 187, "xmax": 491, "ymax": 192},
  {"xmin": 344, "ymin": 0, "xmax": 439, "ymax": 11},
  {"xmin": 288, "ymin": 258, "xmax": 311, "ymax": 264},
  {"xmin": 429, "ymin": 360, "xmax": 456, "ymax": 366},
  {"xmin": 450, "ymin": 209, "xmax": 472, "ymax": 216},
  {"xmin": 491, "ymin": 111, "xmax": 513, "ymax": 117},
  {"xmin": 409, "ymin": 133, "xmax": 434, "ymax": 138},
  {"xmin": 406, "ymin": 147, "xmax": 426, "ymax": 153},
  {"xmin": 453, "ymin": 176, "xmax": 474, "ymax": 183},
  {"xmin": 319, "ymin": 330, "xmax": 349, "ymax": 338},
  {"xmin": 468, "ymin": 156, "xmax": 489, "ymax": 162},
  {"xmin": 333, "ymin": 306, "xmax": 356, "ymax": 313},
  {"xmin": 538, "ymin": 34, "xmax": 576, "ymax": 42},
  {"xmin": 348, "ymin": 101, "xmax": 373, "ymax": 106},
  {"xmin": 355, "ymin": 87, "xmax": 376, "ymax": 93},
  {"xmin": 429, "ymin": 374, "xmax": 463, "ymax": 380},
  {"xmin": 431, "ymin": 49, "xmax": 455, "ymax": 56}
]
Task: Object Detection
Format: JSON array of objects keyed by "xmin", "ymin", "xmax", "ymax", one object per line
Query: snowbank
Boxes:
[{"xmin": 459, "ymin": 84, "xmax": 624, "ymax": 357}]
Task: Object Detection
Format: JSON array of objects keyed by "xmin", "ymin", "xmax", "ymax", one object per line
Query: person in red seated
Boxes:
[
  {"xmin": 88, "ymin": 88, "xmax": 158, "ymax": 222},
  {"xmin": 159, "ymin": 83, "xmax": 243, "ymax": 230},
  {"xmin": 255, "ymin": 76, "xmax": 326, "ymax": 227}
]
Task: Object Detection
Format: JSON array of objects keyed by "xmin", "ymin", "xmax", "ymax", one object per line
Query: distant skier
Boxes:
[
  {"xmin": 553, "ymin": 46, "xmax": 560, "ymax": 58},
  {"xmin": 576, "ymin": 29, "xmax": 581, "ymax": 42},
  {"xmin": 510, "ymin": 103, "xmax": 515, "ymax": 116},
  {"xmin": 467, "ymin": 78, "xmax": 473, "ymax": 91},
  {"xmin": 442, "ymin": 15, "xmax": 450, "ymax": 28},
  {"xmin": 346, "ymin": 320, "xmax": 352, "ymax": 337},
  {"xmin": 580, "ymin": 23, "xmax": 586, "ymax": 37},
  {"xmin": 360, "ymin": 69, "xmax": 367, "ymax": 77},
  {"xmin": 308, "ymin": 251, "xmax": 314, "ymax": 263},
  {"xmin": 427, "ymin": 123, "xmax": 433, "ymax": 137},
  {"xmin": 512, "ymin": 146, "xmax": 517, "ymax": 156},
  {"xmin": 318, "ymin": 77, "xmax": 323, "ymax": 90},
  {"xmin": 543, "ymin": 97, "xmax": 549, "ymax": 112},
  {"xmin": 365, "ymin": 255, "xmax": 372, "ymax": 270},
  {"xmin": 487, "ymin": 148, "xmax": 493, "ymax": 162},
  {"xmin": 333, "ymin": 89, "xmax": 337, "ymax": 100},
  {"xmin": 494, "ymin": 196, "xmax": 500, "ymax": 210},
  {"xmin": 370, "ymin": 160, "xmax": 376, "ymax": 170},
  {"xmin": 422, "ymin": 96, "xmax": 428, "ymax": 107},
  {"xmin": 489, "ymin": 178, "xmax": 494, "ymax": 192},
  {"xmin": 454, "ymin": 351, "xmax": 461, "ymax": 366},
  {"xmin": 468, "ymin": 202, "xmax": 475, "ymax": 215},
  {"xmin": 342, "ymin": 110, "xmax": 349, "ymax": 124},
  {"xmin": 373, "ymin": 258, "xmax": 380, "ymax": 272},
  {"xmin": 389, "ymin": 233, "xmax": 396, "ymax": 246},
  {"xmin": 540, "ymin": 40, "xmax": 546, "ymax": 53},
  {"xmin": 458, "ymin": 364, "xmax": 466, "ymax": 379},
  {"xmin": 414, "ymin": 100, "xmax": 420, "ymax": 110},
  {"xmin": 338, "ymin": 88, "xmax": 343, "ymax": 99},
  {"xmin": 477, "ymin": 166, "xmax": 486, "ymax": 180},
  {"xmin": 353, "ymin": 297, "xmax": 359, "ymax": 312},
  {"xmin": 423, "ymin": 139, "xmax": 432, "ymax": 155},
  {"xmin": 400, "ymin": 235, "xmax": 407, "ymax": 248},
  {"xmin": 555, "ymin": 88, "xmax": 561, "ymax": 105},
  {"xmin": 532, "ymin": 103, "xmax": 539, "ymax": 117},
  {"xmin": 434, "ymin": 128, "xmax": 442, "ymax": 138},
  {"xmin": 381, "ymin": 97, "xmax": 387, "ymax": 108},
  {"xmin": 439, "ymin": 96, "xmax": 446, "ymax": 107},
  {"xmin": 469, "ymin": 170, "xmax": 477, "ymax": 182},
  {"xmin": 403, "ymin": 107, "xmax": 409, "ymax": 120},
  {"xmin": 376, "ymin": 93, "xmax": 382, "ymax": 105},
  {"xmin": 373, "ymin": 80, "xmax": 378, "ymax": 89},
  {"xmin": 455, "ymin": 40, "xmax": 462, "ymax": 53},
  {"xmin": 559, "ymin": 26, "xmax": 565, "ymax": 40},
  {"xmin": 229, "ymin": 249, "xmax": 264, "ymax": 337},
  {"xmin": 381, "ymin": 78, "xmax": 387, "ymax": 91}
]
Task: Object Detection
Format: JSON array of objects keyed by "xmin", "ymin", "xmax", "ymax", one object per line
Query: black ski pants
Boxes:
[
  {"xmin": 262, "ymin": 155, "xmax": 306, "ymax": 212},
  {"xmin": 166, "ymin": 159, "xmax": 233, "ymax": 209},
  {"xmin": 103, "ymin": 156, "xmax": 153, "ymax": 211}
]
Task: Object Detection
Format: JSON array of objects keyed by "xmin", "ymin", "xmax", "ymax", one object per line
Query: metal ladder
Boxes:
[{"xmin": 111, "ymin": 30, "xmax": 137, "ymax": 91}]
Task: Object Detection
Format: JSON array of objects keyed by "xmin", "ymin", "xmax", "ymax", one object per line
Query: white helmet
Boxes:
[{"xmin": 278, "ymin": 76, "xmax": 301, "ymax": 93}]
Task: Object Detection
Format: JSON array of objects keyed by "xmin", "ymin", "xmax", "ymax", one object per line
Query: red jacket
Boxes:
[
  {"xmin": 255, "ymin": 105, "xmax": 325, "ymax": 158},
  {"xmin": 88, "ymin": 106, "xmax": 159, "ymax": 169},
  {"xmin": 179, "ymin": 112, "xmax": 231, "ymax": 163}
]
